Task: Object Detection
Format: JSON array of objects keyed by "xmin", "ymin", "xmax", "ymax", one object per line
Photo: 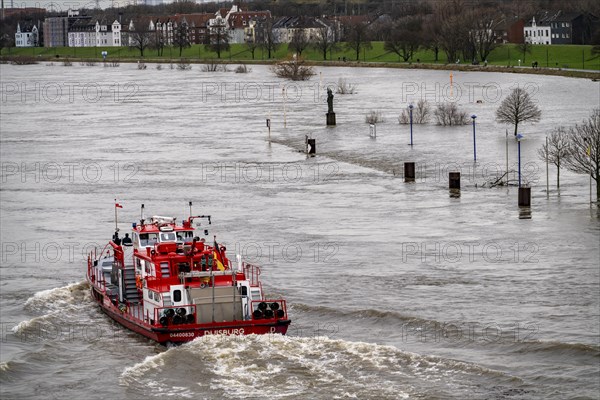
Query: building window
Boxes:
[
  {"xmin": 566, "ymin": 33, "xmax": 569, "ymax": 38},
  {"xmin": 565, "ymin": 22, "xmax": 570, "ymax": 27},
  {"xmin": 546, "ymin": 30, "xmax": 549, "ymax": 36}
]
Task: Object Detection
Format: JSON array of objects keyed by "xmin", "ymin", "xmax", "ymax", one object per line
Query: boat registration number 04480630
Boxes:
[{"xmin": 169, "ymin": 332, "xmax": 195, "ymax": 338}]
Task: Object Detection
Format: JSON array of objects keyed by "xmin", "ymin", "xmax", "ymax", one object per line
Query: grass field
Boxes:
[{"xmin": 2, "ymin": 42, "xmax": 599, "ymax": 71}]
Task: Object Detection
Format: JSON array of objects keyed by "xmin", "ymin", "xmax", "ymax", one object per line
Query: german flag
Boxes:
[{"xmin": 213, "ymin": 239, "xmax": 225, "ymax": 271}]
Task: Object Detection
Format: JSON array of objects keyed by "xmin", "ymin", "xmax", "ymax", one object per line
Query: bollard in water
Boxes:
[
  {"xmin": 518, "ymin": 187, "xmax": 531, "ymax": 207},
  {"xmin": 307, "ymin": 138, "xmax": 316, "ymax": 155},
  {"xmin": 449, "ymin": 172, "xmax": 460, "ymax": 197},
  {"xmin": 404, "ymin": 162, "xmax": 415, "ymax": 182},
  {"xmin": 449, "ymin": 172, "xmax": 461, "ymax": 190},
  {"xmin": 370, "ymin": 124, "xmax": 376, "ymax": 138}
]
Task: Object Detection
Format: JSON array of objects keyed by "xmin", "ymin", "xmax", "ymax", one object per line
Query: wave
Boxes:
[
  {"xmin": 290, "ymin": 302, "xmax": 437, "ymax": 327},
  {"xmin": 24, "ymin": 281, "xmax": 89, "ymax": 313},
  {"xmin": 120, "ymin": 335, "xmax": 521, "ymax": 399},
  {"xmin": 10, "ymin": 282, "xmax": 94, "ymax": 340},
  {"xmin": 508, "ymin": 339, "xmax": 600, "ymax": 358}
]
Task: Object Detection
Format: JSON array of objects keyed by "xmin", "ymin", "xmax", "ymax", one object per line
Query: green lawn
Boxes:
[{"xmin": 3, "ymin": 42, "xmax": 599, "ymax": 71}]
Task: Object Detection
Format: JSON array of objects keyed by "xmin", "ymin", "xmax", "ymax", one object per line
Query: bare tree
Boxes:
[
  {"xmin": 517, "ymin": 39, "xmax": 533, "ymax": 64},
  {"xmin": 173, "ymin": 21, "xmax": 191, "ymax": 57},
  {"xmin": 384, "ymin": 16, "xmax": 423, "ymax": 62},
  {"xmin": 399, "ymin": 100, "xmax": 431, "ymax": 124},
  {"xmin": 537, "ymin": 127, "xmax": 570, "ymax": 188},
  {"xmin": 313, "ymin": 25, "xmax": 336, "ymax": 61},
  {"xmin": 130, "ymin": 30, "xmax": 152, "ymax": 57},
  {"xmin": 434, "ymin": 0, "xmax": 466, "ymax": 63},
  {"xmin": 246, "ymin": 38, "xmax": 258, "ymax": 60},
  {"xmin": 150, "ymin": 30, "xmax": 165, "ymax": 57},
  {"xmin": 289, "ymin": 28, "xmax": 310, "ymax": 57},
  {"xmin": 422, "ymin": 14, "xmax": 441, "ymax": 62},
  {"xmin": 496, "ymin": 88, "xmax": 542, "ymax": 137},
  {"xmin": 563, "ymin": 109, "xmax": 600, "ymax": 203},
  {"xmin": 205, "ymin": 25, "xmax": 230, "ymax": 58},
  {"xmin": 344, "ymin": 20, "xmax": 372, "ymax": 61},
  {"xmin": 260, "ymin": 17, "xmax": 279, "ymax": 59},
  {"xmin": 472, "ymin": 9, "xmax": 502, "ymax": 62}
]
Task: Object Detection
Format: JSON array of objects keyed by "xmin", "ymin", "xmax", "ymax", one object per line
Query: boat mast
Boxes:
[
  {"xmin": 114, "ymin": 198, "xmax": 119, "ymax": 232},
  {"xmin": 189, "ymin": 201, "xmax": 192, "ymax": 219}
]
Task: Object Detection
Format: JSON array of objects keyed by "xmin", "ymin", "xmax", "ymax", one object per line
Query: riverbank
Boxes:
[{"xmin": 2, "ymin": 54, "xmax": 599, "ymax": 80}]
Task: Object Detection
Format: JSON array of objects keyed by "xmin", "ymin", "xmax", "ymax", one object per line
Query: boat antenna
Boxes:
[
  {"xmin": 140, "ymin": 203, "xmax": 145, "ymax": 224},
  {"xmin": 189, "ymin": 201, "xmax": 192, "ymax": 219}
]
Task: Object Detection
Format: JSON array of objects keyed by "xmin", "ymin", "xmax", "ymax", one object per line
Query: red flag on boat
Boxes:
[{"xmin": 115, "ymin": 203, "xmax": 123, "ymax": 208}]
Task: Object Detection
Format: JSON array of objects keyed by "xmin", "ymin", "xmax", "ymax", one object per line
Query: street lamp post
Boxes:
[
  {"xmin": 517, "ymin": 133, "xmax": 524, "ymax": 187},
  {"xmin": 409, "ymin": 104, "xmax": 414, "ymax": 146},
  {"xmin": 471, "ymin": 114, "xmax": 477, "ymax": 162}
]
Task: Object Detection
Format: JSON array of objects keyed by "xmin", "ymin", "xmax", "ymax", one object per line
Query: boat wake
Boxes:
[
  {"xmin": 12, "ymin": 282, "xmax": 93, "ymax": 339},
  {"xmin": 120, "ymin": 334, "xmax": 524, "ymax": 399}
]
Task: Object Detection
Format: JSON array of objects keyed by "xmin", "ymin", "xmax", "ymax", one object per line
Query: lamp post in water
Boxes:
[
  {"xmin": 409, "ymin": 104, "xmax": 414, "ymax": 146},
  {"xmin": 471, "ymin": 114, "xmax": 477, "ymax": 162},
  {"xmin": 516, "ymin": 133, "xmax": 524, "ymax": 187}
]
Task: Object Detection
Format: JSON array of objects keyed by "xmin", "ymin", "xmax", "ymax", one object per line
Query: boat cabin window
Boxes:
[
  {"xmin": 160, "ymin": 232, "xmax": 176, "ymax": 242},
  {"xmin": 173, "ymin": 290, "xmax": 182, "ymax": 302},
  {"xmin": 181, "ymin": 231, "xmax": 195, "ymax": 242},
  {"xmin": 139, "ymin": 233, "xmax": 158, "ymax": 246}
]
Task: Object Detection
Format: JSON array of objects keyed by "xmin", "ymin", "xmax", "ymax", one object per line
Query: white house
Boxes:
[
  {"xmin": 524, "ymin": 17, "xmax": 551, "ymax": 45},
  {"xmin": 96, "ymin": 19, "xmax": 122, "ymax": 47},
  {"xmin": 15, "ymin": 22, "xmax": 39, "ymax": 47}
]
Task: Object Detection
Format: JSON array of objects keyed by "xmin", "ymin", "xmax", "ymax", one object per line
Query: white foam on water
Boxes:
[
  {"xmin": 121, "ymin": 353, "xmax": 167, "ymax": 384},
  {"xmin": 24, "ymin": 281, "xmax": 89, "ymax": 313},
  {"xmin": 117, "ymin": 333, "xmax": 517, "ymax": 398}
]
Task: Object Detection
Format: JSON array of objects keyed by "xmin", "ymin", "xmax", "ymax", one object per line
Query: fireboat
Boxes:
[{"xmin": 86, "ymin": 202, "xmax": 290, "ymax": 344}]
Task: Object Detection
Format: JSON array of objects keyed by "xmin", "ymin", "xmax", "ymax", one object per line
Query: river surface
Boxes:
[{"xmin": 1, "ymin": 62, "xmax": 599, "ymax": 399}]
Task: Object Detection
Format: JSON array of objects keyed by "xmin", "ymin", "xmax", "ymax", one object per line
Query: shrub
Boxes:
[
  {"xmin": 271, "ymin": 57, "xmax": 315, "ymax": 81},
  {"xmin": 201, "ymin": 61, "xmax": 228, "ymax": 72},
  {"xmin": 235, "ymin": 64, "xmax": 251, "ymax": 73},
  {"xmin": 399, "ymin": 99, "xmax": 431, "ymax": 124},
  {"xmin": 365, "ymin": 110, "xmax": 384, "ymax": 124},
  {"xmin": 336, "ymin": 78, "xmax": 356, "ymax": 94},
  {"xmin": 434, "ymin": 103, "xmax": 469, "ymax": 126},
  {"xmin": 177, "ymin": 59, "xmax": 192, "ymax": 70}
]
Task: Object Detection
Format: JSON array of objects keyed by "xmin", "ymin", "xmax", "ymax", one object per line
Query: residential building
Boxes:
[
  {"xmin": 15, "ymin": 22, "xmax": 39, "ymax": 47},
  {"xmin": 524, "ymin": 11, "xmax": 598, "ymax": 45},
  {"xmin": 272, "ymin": 16, "xmax": 335, "ymax": 44},
  {"xmin": 524, "ymin": 16, "xmax": 551, "ymax": 44}
]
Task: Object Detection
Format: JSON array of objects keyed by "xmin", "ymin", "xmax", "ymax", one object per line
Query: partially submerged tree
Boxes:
[
  {"xmin": 434, "ymin": 102, "xmax": 469, "ymax": 126},
  {"xmin": 271, "ymin": 57, "xmax": 315, "ymax": 81},
  {"xmin": 537, "ymin": 127, "xmax": 570, "ymax": 188},
  {"xmin": 563, "ymin": 109, "xmax": 600, "ymax": 203},
  {"xmin": 496, "ymin": 87, "xmax": 542, "ymax": 136},
  {"xmin": 399, "ymin": 99, "xmax": 431, "ymax": 124}
]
